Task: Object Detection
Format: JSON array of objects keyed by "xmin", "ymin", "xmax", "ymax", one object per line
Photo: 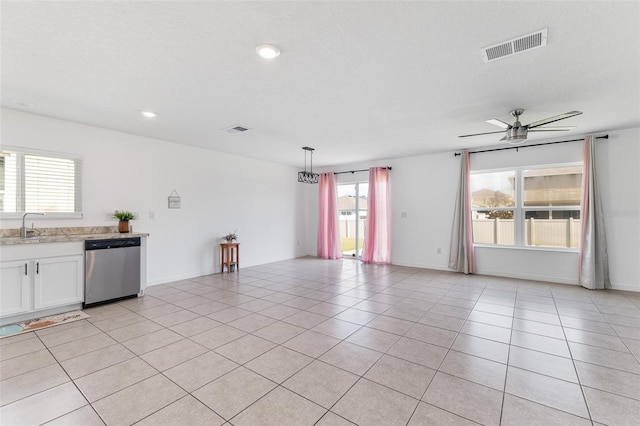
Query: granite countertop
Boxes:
[{"xmin": 0, "ymin": 226, "xmax": 149, "ymax": 246}]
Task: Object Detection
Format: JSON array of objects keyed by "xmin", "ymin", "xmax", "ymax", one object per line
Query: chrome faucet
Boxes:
[{"xmin": 21, "ymin": 212, "xmax": 46, "ymax": 238}]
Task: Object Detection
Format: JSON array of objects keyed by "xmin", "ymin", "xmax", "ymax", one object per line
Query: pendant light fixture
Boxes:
[{"xmin": 298, "ymin": 147, "xmax": 319, "ymax": 184}]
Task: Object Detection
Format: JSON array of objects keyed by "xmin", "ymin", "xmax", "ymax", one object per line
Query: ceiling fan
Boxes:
[{"xmin": 458, "ymin": 109, "xmax": 583, "ymax": 144}]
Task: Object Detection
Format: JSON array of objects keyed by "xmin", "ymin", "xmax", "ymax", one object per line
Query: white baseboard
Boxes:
[
  {"xmin": 475, "ymin": 268, "xmax": 578, "ymax": 285},
  {"xmin": 390, "ymin": 260, "xmax": 450, "ymax": 271},
  {"xmin": 147, "ymin": 268, "xmax": 216, "ymax": 286},
  {"xmin": 391, "ymin": 261, "xmax": 578, "ymax": 285},
  {"xmin": 609, "ymin": 283, "xmax": 640, "ymax": 292}
]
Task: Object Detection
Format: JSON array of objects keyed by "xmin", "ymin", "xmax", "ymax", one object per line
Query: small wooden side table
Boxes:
[{"xmin": 220, "ymin": 242, "xmax": 240, "ymax": 273}]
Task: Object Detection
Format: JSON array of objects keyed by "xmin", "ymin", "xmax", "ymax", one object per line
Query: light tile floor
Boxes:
[{"xmin": 1, "ymin": 257, "xmax": 640, "ymax": 425}]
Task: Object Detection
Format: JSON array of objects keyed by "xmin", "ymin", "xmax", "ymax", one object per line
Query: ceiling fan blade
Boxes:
[
  {"xmin": 527, "ymin": 111, "xmax": 583, "ymax": 129},
  {"xmin": 458, "ymin": 130, "xmax": 507, "ymax": 138},
  {"xmin": 528, "ymin": 126, "xmax": 576, "ymax": 132},
  {"xmin": 485, "ymin": 119, "xmax": 512, "ymax": 129}
]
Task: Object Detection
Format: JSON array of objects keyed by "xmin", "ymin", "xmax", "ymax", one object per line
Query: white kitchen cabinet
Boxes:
[
  {"xmin": 0, "ymin": 242, "xmax": 84, "ymax": 323},
  {"xmin": 0, "ymin": 260, "xmax": 31, "ymax": 316},
  {"xmin": 33, "ymin": 255, "xmax": 84, "ymax": 310}
]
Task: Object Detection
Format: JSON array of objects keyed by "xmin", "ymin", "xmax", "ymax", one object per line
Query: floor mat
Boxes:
[{"xmin": 0, "ymin": 310, "xmax": 90, "ymax": 338}]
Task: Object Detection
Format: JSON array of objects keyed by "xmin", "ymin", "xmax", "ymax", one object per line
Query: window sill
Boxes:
[
  {"xmin": 0, "ymin": 213, "xmax": 84, "ymax": 220},
  {"xmin": 474, "ymin": 244, "xmax": 579, "ymax": 254}
]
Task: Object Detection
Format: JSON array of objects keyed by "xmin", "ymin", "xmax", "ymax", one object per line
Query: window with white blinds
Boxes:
[{"xmin": 0, "ymin": 148, "xmax": 83, "ymax": 217}]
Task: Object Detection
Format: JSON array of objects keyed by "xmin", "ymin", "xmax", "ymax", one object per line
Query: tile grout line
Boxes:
[
  {"xmin": 551, "ymin": 286, "xmax": 594, "ymax": 424},
  {"xmin": 405, "ymin": 279, "xmax": 485, "ymax": 425},
  {"xmin": 3, "ymin": 261, "xmax": 639, "ymax": 425},
  {"xmin": 498, "ymin": 286, "xmax": 518, "ymax": 426},
  {"xmin": 36, "ymin": 329, "xmax": 105, "ymax": 425}
]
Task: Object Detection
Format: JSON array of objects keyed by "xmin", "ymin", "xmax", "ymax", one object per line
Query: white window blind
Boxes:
[{"xmin": 0, "ymin": 148, "xmax": 83, "ymax": 216}]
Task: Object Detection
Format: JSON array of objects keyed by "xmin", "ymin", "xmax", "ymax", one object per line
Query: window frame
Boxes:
[
  {"xmin": 0, "ymin": 146, "xmax": 84, "ymax": 219},
  {"xmin": 337, "ymin": 181, "xmax": 369, "ymax": 259},
  {"xmin": 471, "ymin": 162, "xmax": 582, "ymax": 251}
]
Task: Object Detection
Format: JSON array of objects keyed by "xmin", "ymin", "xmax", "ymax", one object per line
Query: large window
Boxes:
[
  {"xmin": 0, "ymin": 147, "xmax": 83, "ymax": 217},
  {"xmin": 471, "ymin": 164, "xmax": 582, "ymax": 249}
]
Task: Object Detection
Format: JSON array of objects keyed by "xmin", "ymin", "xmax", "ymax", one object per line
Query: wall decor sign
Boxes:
[{"xmin": 168, "ymin": 189, "xmax": 181, "ymax": 209}]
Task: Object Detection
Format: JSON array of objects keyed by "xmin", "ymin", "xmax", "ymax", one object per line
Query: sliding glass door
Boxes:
[{"xmin": 337, "ymin": 182, "xmax": 368, "ymax": 258}]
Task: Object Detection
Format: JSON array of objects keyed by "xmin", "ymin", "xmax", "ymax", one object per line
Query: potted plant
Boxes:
[
  {"xmin": 223, "ymin": 229, "xmax": 238, "ymax": 242},
  {"xmin": 113, "ymin": 210, "xmax": 136, "ymax": 233}
]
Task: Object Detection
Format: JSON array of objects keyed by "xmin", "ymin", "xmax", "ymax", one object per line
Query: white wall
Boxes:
[
  {"xmin": 4, "ymin": 108, "xmax": 637, "ymax": 291},
  {"xmin": 596, "ymin": 127, "xmax": 640, "ymax": 291},
  {"xmin": 308, "ymin": 127, "xmax": 640, "ymax": 291},
  {"xmin": 310, "ymin": 156, "xmax": 460, "ymax": 269},
  {"xmin": 1, "ymin": 108, "xmax": 308, "ymax": 285}
]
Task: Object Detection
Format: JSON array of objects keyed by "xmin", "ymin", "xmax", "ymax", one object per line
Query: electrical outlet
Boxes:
[
  {"xmin": 401, "ymin": 212, "xmax": 407, "ymax": 218},
  {"xmin": 437, "ymin": 248, "xmax": 442, "ymax": 254},
  {"xmin": 149, "ymin": 211, "xmax": 155, "ymax": 220}
]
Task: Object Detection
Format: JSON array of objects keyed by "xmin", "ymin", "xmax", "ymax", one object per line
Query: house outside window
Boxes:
[
  {"xmin": 471, "ymin": 163, "xmax": 582, "ymax": 249},
  {"xmin": 0, "ymin": 147, "xmax": 83, "ymax": 218}
]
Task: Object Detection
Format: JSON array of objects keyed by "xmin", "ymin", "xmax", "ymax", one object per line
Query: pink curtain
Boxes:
[
  {"xmin": 448, "ymin": 151, "xmax": 476, "ymax": 274},
  {"xmin": 317, "ymin": 172, "xmax": 342, "ymax": 259},
  {"xmin": 362, "ymin": 167, "xmax": 391, "ymax": 264},
  {"xmin": 579, "ymin": 136, "xmax": 610, "ymax": 289}
]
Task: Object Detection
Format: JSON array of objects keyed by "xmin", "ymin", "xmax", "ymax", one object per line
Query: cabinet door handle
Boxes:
[
  {"xmin": 36, "ymin": 262, "xmax": 40, "ymax": 274},
  {"xmin": 25, "ymin": 263, "xmax": 28, "ymax": 275}
]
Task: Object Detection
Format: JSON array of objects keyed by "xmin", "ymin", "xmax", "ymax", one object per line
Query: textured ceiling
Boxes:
[{"xmin": 2, "ymin": 1, "xmax": 639, "ymax": 167}]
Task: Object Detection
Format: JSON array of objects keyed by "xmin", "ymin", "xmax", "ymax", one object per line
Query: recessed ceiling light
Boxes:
[
  {"xmin": 256, "ymin": 44, "xmax": 280, "ymax": 59},
  {"xmin": 140, "ymin": 110, "xmax": 157, "ymax": 118}
]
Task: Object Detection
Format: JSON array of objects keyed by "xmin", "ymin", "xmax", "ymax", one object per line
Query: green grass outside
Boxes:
[{"xmin": 341, "ymin": 238, "xmax": 364, "ymax": 253}]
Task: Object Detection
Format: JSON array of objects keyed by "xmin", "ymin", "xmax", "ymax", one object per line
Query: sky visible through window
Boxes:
[{"xmin": 337, "ymin": 183, "xmax": 368, "ymax": 198}]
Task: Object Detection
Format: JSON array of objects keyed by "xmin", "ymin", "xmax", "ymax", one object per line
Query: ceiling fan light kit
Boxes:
[
  {"xmin": 459, "ymin": 109, "xmax": 583, "ymax": 144},
  {"xmin": 505, "ymin": 127, "xmax": 528, "ymax": 144},
  {"xmin": 502, "ymin": 109, "xmax": 529, "ymax": 144}
]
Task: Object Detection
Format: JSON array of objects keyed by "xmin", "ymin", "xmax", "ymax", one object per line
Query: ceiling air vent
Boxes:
[
  {"xmin": 223, "ymin": 125, "xmax": 250, "ymax": 134},
  {"xmin": 482, "ymin": 28, "xmax": 547, "ymax": 63}
]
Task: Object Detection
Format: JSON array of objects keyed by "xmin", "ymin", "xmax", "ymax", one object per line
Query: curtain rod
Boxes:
[
  {"xmin": 334, "ymin": 167, "xmax": 392, "ymax": 175},
  {"xmin": 454, "ymin": 135, "xmax": 609, "ymax": 156}
]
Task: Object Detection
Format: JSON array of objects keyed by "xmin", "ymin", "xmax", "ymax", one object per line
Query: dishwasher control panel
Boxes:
[{"xmin": 85, "ymin": 237, "xmax": 141, "ymax": 250}]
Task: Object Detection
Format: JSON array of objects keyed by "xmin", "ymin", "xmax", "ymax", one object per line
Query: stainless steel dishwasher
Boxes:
[{"xmin": 84, "ymin": 237, "xmax": 141, "ymax": 308}]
